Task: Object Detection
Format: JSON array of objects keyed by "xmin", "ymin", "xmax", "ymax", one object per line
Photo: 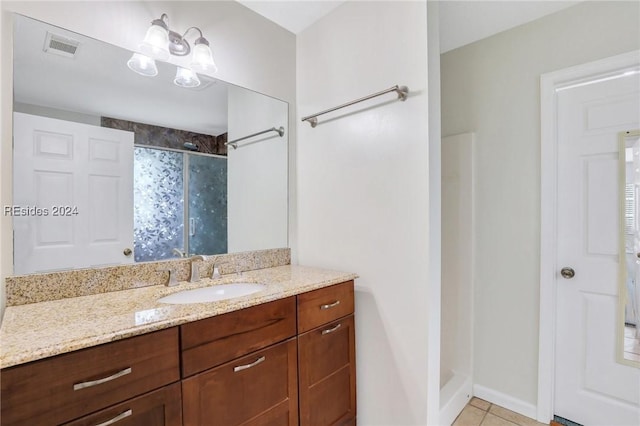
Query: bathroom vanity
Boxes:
[{"xmin": 0, "ymin": 266, "xmax": 357, "ymax": 426}]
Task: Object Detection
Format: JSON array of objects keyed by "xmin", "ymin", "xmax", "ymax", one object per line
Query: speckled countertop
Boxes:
[{"xmin": 0, "ymin": 265, "xmax": 357, "ymax": 369}]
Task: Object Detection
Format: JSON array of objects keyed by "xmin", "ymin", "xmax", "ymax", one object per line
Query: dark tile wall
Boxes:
[{"xmin": 101, "ymin": 117, "xmax": 228, "ymax": 155}]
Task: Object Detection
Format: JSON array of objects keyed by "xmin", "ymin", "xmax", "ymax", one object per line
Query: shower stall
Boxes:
[{"xmin": 133, "ymin": 146, "xmax": 227, "ymax": 261}]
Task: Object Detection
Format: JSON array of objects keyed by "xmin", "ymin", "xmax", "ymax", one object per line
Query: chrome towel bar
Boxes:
[
  {"xmin": 301, "ymin": 85, "xmax": 409, "ymax": 128},
  {"xmin": 225, "ymin": 126, "xmax": 285, "ymax": 149}
]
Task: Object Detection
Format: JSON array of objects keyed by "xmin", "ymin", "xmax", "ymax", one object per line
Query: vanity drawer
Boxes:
[
  {"xmin": 297, "ymin": 281, "xmax": 354, "ymax": 333},
  {"xmin": 0, "ymin": 328, "xmax": 180, "ymax": 426},
  {"xmin": 181, "ymin": 296, "xmax": 297, "ymax": 377},
  {"xmin": 63, "ymin": 382, "xmax": 182, "ymax": 426}
]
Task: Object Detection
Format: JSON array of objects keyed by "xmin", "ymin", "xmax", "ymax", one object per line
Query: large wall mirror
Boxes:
[
  {"xmin": 11, "ymin": 14, "xmax": 288, "ymax": 275},
  {"xmin": 620, "ymin": 129, "xmax": 640, "ymax": 366}
]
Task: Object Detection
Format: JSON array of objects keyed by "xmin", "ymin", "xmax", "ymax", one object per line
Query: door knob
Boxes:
[
  {"xmin": 560, "ymin": 267, "xmax": 575, "ymax": 279},
  {"xmin": 123, "ymin": 248, "xmax": 132, "ymax": 256}
]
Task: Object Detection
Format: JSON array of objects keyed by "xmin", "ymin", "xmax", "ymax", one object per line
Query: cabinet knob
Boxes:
[{"xmin": 123, "ymin": 248, "xmax": 132, "ymax": 256}]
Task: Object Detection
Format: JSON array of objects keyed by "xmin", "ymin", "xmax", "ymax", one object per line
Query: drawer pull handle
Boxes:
[
  {"xmin": 322, "ymin": 323, "xmax": 342, "ymax": 335},
  {"xmin": 234, "ymin": 356, "xmax": 266, "ymax": 372},
  {"xmin": 95, "ymin": 409, "xmax": 132, "ymax": 426},
  {"xmin": 320, "ymin": 300, "xmax": 340, "ymax": 310},
  {"xmin": 73, "ymin": 367, "xmax": 132, "ymax": 391}
]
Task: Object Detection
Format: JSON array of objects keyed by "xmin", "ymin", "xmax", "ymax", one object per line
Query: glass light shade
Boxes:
[
  {"xmin": 139, "ymin": 23, "xmax": 170, "ymax": 61},
  {"xmin": 174, "ymin": 67, "xmax": 201, "ymax": 88},
  {"xmin": 127, "ymin": 53, "xmax": 158, "ymax": 77},
  {"xmin": 190, "ymin": 43, "xmax": 217, "ymax": 74}
]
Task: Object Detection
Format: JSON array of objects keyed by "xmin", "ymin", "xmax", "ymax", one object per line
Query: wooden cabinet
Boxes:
[
  {"xmin": 0, "ymin": 328, "xmax": 180, "ymax": 426},
  {"xmin": 297, "ymin": 282, "xmax": 357, "ymax": 426},
  {"xmin": 180, "ymin": 281, "xmax": 357, "ymax": 426},
  {"xmin": 1, "ymin": 281, "xmax": 356, "ymax": 426},
  {"xmin": 182, "ymin": 339, "xmax": 299, "ymax": 426}
]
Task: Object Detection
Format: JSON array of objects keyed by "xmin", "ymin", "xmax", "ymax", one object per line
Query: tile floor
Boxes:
[
  {"xmin": 452, "ymin": 398, "xmax": 547, "ymax": 426},
  {"xmin": 624, "ymin": 325, "xmax": 640, "ymax": 362}
]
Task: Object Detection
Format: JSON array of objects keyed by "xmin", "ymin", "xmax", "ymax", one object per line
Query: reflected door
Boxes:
[
  {"xmin": 555, "ymin": 73, "xmax": 640, "ymax": 424},
  {"xmin": 13, "ymin": 113, "xmax": 134, "ymax": 273}
]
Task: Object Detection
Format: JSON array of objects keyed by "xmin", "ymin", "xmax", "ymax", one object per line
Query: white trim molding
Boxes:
[
  {"xmin": 473, "ymin": 384, "xmax": 537, "ymax": 420},
  {"xmin": 538, "ymin": 49, "xmax": 640, "ymax": 423},
  {"xmin": 440, "ymin": 373, "xmax": 472, "ymax": 426}
]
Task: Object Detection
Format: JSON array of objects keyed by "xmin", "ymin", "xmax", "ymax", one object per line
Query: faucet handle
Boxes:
[
  {"xmin": 189, "ymin": 255, "xmax": 206, "ymax": 283},
  {"xmin": 212, "ymin": 261, "xmax": 229, "ymax": 279},
  {"xmin": 159, "ymin": 268, "xmax": 178, "ymax": 287},
  {"xmin": 212, "ymin": 264, "xmax": 221, "ymax": 279}
]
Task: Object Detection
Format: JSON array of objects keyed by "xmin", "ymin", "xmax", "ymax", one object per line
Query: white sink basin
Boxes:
[{"xmin": 158, "ymin": 283, "xmax": 265, "ymax": 304}]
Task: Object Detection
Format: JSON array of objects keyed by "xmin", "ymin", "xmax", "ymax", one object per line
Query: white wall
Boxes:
[
  {"xmin": 296, "ymin": 2, "xmax": 432, "ymax": 424},
  {"xmin": 441, "ymin": 1, "xmax": 640, "ymax": 409},
  {"xmin": 0, "ymin": 1, "xmax": 296, "ymax": 317},
  {"xmin": 227, "ymin": 86, "xmax": 288, "ymax": 253}
]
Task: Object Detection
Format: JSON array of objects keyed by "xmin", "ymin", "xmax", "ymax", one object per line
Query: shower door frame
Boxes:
[{"xmin": 133, "ymin": 144, "xmax": 228, "ymax": 260}]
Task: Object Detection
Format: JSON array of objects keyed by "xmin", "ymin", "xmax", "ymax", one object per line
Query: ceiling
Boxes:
[
  {"xmin": 238, "ymin": 0, "xmax": 583, "ymax": 52},
  {"xmin": 237, "ymin": 1, "xmax": 346, "ymax": 34}
]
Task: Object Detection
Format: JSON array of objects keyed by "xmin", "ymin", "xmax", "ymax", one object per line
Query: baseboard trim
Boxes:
[
  {"xmin": 440, "ymin": 373, "xmax": 472, "ymax": 426},
  {"xmin": 473, "ymin": 384, "xmax": 537, "ymax": 420}
]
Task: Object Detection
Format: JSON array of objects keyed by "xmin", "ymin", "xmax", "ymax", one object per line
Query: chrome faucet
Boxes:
[
  {"xmin": 189, "ymin": 255, "xmax": 206, "ymax": 283},
  {"xmin": 173, "ymin": 248, "xmax": 186, "ymax": 258}
]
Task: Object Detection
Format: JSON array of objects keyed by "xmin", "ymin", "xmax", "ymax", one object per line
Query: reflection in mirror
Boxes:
[
  {"xmin": 620, "ymin": 129, "xmax": 640, "ymax": 365},
  {"xmin": 11, "ymin": 14, "xmax": 288, "ymax": 275}
]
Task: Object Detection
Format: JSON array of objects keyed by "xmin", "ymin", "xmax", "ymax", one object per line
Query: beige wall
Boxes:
[
  {"xmin": 441, "ymin": 1, "xmax": 640, "ymax": 407},
  {"xmin": 0, "ymin": 1, "xmax": 296, "ymax": 318},
  {"xmin": 296, "ymin": 1, "xmax": 433, "ymax": 423}
]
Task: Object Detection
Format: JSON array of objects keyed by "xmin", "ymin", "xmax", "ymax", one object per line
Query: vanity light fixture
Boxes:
[
  {"xmin": 126, "ymin": 53, "xmax": 158, "ymax": 77},
  {"xmin": 127, "ymin": 13, "xmax": 218, "ymax": 87},
  {"xmin": 174, "ymin": 66, "xmax": 200, "ymax": 88}
]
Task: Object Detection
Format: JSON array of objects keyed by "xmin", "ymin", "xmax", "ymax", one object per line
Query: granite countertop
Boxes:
[{"xmin": 0, "ymin": 265, "xmax": 357, "ymax": 369}]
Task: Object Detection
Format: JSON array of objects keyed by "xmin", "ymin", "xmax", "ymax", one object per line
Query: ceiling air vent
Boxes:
[{"xmin": 43, "ymin": 32, "xmax": 79, "ymax": 58}]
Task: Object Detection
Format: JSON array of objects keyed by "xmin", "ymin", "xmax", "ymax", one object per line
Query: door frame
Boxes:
[{"xmin": 538, "ymin": 50, "xmax": 640, "ymax": 423}]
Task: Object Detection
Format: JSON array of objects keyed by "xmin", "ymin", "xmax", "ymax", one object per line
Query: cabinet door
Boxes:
[
  {"xmin": 298, "ymin": 315, "xmax": 356, "ymax": 426},
  {"xmin": 63, "ymin": 383, "xmax": 182, "ymax": 426},
  {"xmin": 182, "ymin": 338, "xmax": 298, "ymax": 426}
]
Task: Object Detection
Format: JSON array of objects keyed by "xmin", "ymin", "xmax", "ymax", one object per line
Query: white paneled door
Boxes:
[
  {"xmin": 555, "ymin": 73, "xmax": 640, "ymax": 425},
  {"xmin": 13, "ymin": 113, "xmax": 134, "ymax": 274}
]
